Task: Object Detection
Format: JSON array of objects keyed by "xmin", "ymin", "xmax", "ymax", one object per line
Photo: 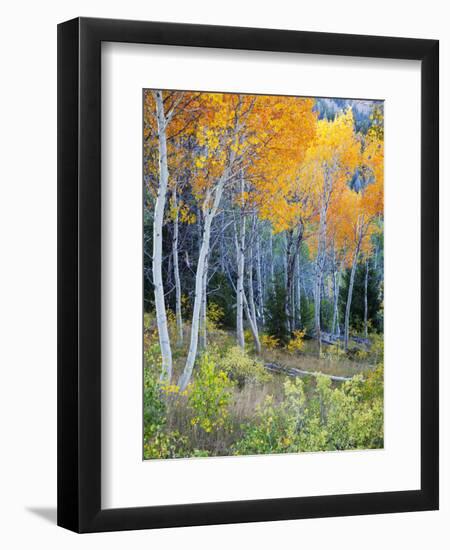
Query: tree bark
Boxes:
[
  {"xmin": 332, "ymin": 267, "xmax": 341, "ymax": 336},
  {"xmin": 314, "ymin": 173, "xmax": 332, "ymax": 356},
  {"xmin": 269, "ymin": 230, "xmax": 275, "ymax": 293},
  {"xmin": 178, "ymin": 166, "xmax": 231, "ymax": 390},
  {"xmin": 284, "ymin": 226, "xmax": 304, "ymax": 335},
  {"xmin": 235, "ymin": 175, "xmax": 246, "ymax": 349},
  {"xmin": 153, "ymin": 90, "xmax": 173, "ymax": 382},
  {"xmin": 256, "ymin": 226, "xmax": 265, "ymax": 326},
  {"xmin": 247, "ymin": 227, "xmax": 260, "ymax": 354},
  {"xmin": 363, "ymin": 258, "xmax": 369, "ymax": 338},
  {"xmin": 172, "ymin": 188, "xmax": 183, "ymax": 347},
  {"xmin": 314, "ymin": 269, "xmax": 323, "ymax": 355},
  {"xmin": 296, "ymin": 253, "xmax": 302, "ymax": 328},
  {"xmin": 199, "ymin": 256, "xmax": 208, "ymax": 349},
  {"xmin": 344, "ymin": 243, "xmax": 361, "ymax": 351},
  {"xmin": 284, "ymin": 231, "xmax": 291, "ymax": 334},
  {"xmin": 243, "ymin": 291, "xmax": 261, "ymax": 354}
]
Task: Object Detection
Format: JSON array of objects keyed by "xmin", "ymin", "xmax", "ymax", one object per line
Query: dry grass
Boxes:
[
  {"xmin": 159, "ymin": 374, "xmax": 286, "ymax": 456},
  {"xmin": 260, "ymin": 346, "xmax": 371, "ymax": 378},
  {"xmin": 145, "ymin": 313, "xmax": 379, "ymax": 454}
]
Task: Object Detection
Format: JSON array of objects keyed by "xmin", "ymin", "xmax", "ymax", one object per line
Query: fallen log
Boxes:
[
  {"xmin": 264, "ymin": 362, "xmax": 353, "ymax": 382},
  {"xmin": 319, "ymin": 332, "xmax": 370, "ymax": 348}
]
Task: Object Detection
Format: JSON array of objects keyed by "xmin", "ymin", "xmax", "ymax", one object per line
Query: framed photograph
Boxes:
[{"xmin": 57, "ymin": 17, "xmax": 439, "ymax": 533}]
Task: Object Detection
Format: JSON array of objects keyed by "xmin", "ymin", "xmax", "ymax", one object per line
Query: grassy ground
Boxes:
[
  {"xmin": 261, "ymin": 343, "xmax": 370, "ymax": 377},
  {"xmin": 145, "ymin": 316, "xmax": 377, "ymax": 381},
  {"xmin": 144, "ymin": 314, "xmax": 383, "ymax": 458}
]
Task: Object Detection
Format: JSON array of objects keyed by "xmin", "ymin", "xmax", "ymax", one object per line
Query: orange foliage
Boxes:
[{"xmin": 144, "ymin": 90, "xmax": 384, "ymax": 263}]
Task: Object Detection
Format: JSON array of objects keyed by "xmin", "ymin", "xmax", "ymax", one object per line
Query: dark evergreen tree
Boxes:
[{"xmin": 264, "ymin": 280, "xmax": 289, "ymax": 345}]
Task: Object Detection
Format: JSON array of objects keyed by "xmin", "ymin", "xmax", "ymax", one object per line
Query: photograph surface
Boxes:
[{"xmin": 143, "ymin": 90, "xmax": 384, "ymax": 459}]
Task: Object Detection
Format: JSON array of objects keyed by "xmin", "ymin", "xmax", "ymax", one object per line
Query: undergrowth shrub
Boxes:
[
  {"xmin": 188, "ymin": 354, "xmax": 235, "ymax": 433},
  {"xmin": 233, "ymin": 370, "xmax": 384, "ymax": 455},
  {"xmin": 286, "ymin": 329, "xmax": 306, "ymax": 354},
  {"xmin": 261, "ymin": 334, "xmax": 279, "ymax": 350},
  {"xmin": 206, "ymin": 302, "xmax": 225, "ymax": 331},
  {"xmin": 219, "ymin": 346, "xmax": 270, "ymax": 387},
  {"xmin": 143, "ymin": 369, "xmax": 191, "ymax": 459},
  {"xmin": 323, "ymin": 342, "xmax": 346, "ymax": 360}
]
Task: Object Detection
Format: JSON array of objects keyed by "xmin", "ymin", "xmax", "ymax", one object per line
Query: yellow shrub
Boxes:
[
  {"xmin": 261, "ymin": 334, "xmax": 279, "ymax": 350},
  {"xmin": 286, "ymin": 330, "xmax": 305, "ymax": 354},
  {"xmin": 244, "ymin": 329, "xmax": 253, "ymax": 346},
  {"xmin": 188, "ymin": 354, "xmax": 234, "ymax": 433},
  {"xmin": 207, "ymin": 302, "xmax": 224, "ymax": 331},
  {"xmin": 323, "ymin": 342, "xmax": 346, "ymax": 360},
  {"xmin": 219, "ymin": 345, "xmax": 270, "ymax": 385}
]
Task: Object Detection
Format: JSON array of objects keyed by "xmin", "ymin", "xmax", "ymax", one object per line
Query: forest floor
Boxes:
[
  {"xmin": 144, "ymin": 316, "xmax": 383, "ymax": 458},
  {"xmin": 145, "ymin": 316, "xmax": 378, "ymax": 382},
  {"xmin": 260, "ymin": 341, "xmax": 372, "ymax": 378}
]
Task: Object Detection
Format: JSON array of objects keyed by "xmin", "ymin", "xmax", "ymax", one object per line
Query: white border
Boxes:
[{"xmin": 101, "ymin": 42, "xmax": 421, "ymax": 509}]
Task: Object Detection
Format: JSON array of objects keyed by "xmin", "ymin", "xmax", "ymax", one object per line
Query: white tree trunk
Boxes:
[
  {"xmin": 269, "ymin": 230, "xmax": 275, "ymax": 292},
  {"xmin": 256, "ymin": 227, "xmax": 265, "ymax": 326},
  {"xmin": 284, "ymin": 232, "xmax": 291, "ymax": 334},
  {"xmin": 246, "ymin": 218, "xmax": 262, "ymax": 355},
  {"xmin": 172, "ymin": 189, "xmax": 183, "ymax": 347},
  {"xmin": 153, "ymin": 91, "xmax": 173, "ymax": 382},
  {"xmin": 314, "ymin": 241, "xmax": 325, "ymax": 355},
  {"xmin": 363, "ymin": 258, "xmax": 369, "ymax": 338},
  {"xmin": 344, "ymin": 244, "xmax": 360, "ymax": 351},
  {"xmin": 236, "ymin": 222, "xmax": 246, "ymax": 349},
  {"xmin": 178, "ymin": 169, "xmax": 230, "ymax": 391},
  {"xmin": 296, "ymin": 253, "xmax": 302, "ymax": 328},
  {"xmin": 332, "ymin": 267, "xmax": 341, "ymax": 336},
  {"xmin": 314, "ymin": 176, "xmax": 332, "ymax": 355},
  {"xmin": 200, "ymin": 256, "xmax": 208, "ymax": 349},
  {"xmin": 243, "ymin": 292, "xmax": 261, "ymax": 355},
  {"xmin": 235, "ymin": 173, "xmax": 246, "ymax": 349}
]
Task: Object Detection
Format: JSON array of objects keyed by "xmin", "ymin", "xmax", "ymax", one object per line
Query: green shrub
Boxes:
[
  {"xmin": 144, "ymin": 342, "xmax": 162, "ymax": 373},
  {"xmin": 143, "ymin": 369, "xmax": 192, "ymax": 459},
  {"xmin": 143, "ymin": 368, "xmax": 166, "ymax": 440},
  {"xmin": 188, "ymin": 354, "xmax": 235, "ymax": 433},
  {"xmin": 143, "ymin": 430, "xmax": 189, "ymax": 459},
  {"xmin": 234, "ymin": 371, "xmax": 383, "ymax": 455},
  {"xmin": 219, "ymin": 346, "xmax": 270, "ymax": 386}
]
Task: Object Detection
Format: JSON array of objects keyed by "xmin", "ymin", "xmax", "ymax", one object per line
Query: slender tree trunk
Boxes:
[
  {"xmin": 332, "ymin": 268, "xmax": 342, "ymax": 336},
  {"xmin": 243, "ymin": 292, "xmax": 261, "ymax": 354},
  {"xmin": 267, "ymin": 226, "xmax": 275, "ymax": 296},
  {"xmin": 296, "ymin": 253, "xmax": 302, "ymax": 328},
  {"xmin": 236, "ymin": 231, "xmax": 245, "ymax": 348},
  {"xmin": 235, "ymin": 175, "xmax": 246, "ymax": 349},
  {"xmin": 344, "ymin": 244, "xmax": 360, "ymax": 351},
  {"xmin": 314, "ymin": 269, "xmax": 323, "ymax": 355},
  {"xmin": 172, "ymin": 189, "xmax": 183, "ymax": 347},
  {"xmin": 256, "ymin": 227, "xmax": 265, "ymax": 326},
  {"xmin": 248, "ymin": 233, "xmax": 258, "ymax": 331},
  {"xmin": 178, "ymin": 167, "xmax": 231, "ymax": 390},
  {"xmin": 314, "ymin": 178, "xmax": 331, "ymax": 356},
  {"xmin": 284, "ymin": 232, "xmax": 291, "ymax": 333},
  {"xmin": 363, "ymin": 258, "xmax": 369, "ymax": 338},
  {"xmin": 269, "ymin": 230, "xmax": 275, "ymax": 292},
  {"xmin": 220, "ymin": 211, "xmax": 226, "ymax": 272},
  {"xmin": 199, "ymin": 256, "xmax": 208, "ymax": 349},
  {"xmin": 284, "ymin": 226, "xmax": 304, "ymax": 336},
  {"xmin": 153, "ymin": 91, "xmax": 173, "ymax": 382}
]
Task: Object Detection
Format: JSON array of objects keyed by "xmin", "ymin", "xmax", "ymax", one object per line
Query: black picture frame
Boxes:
[{"xmin": 57, "ymin": 16, "xmax": 439, "ymax": 533}]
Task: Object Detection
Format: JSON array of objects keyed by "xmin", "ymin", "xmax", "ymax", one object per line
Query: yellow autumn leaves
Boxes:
[{"xmin": 144, "ymin": 91, "xmax": 383, "ymax": 265}]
